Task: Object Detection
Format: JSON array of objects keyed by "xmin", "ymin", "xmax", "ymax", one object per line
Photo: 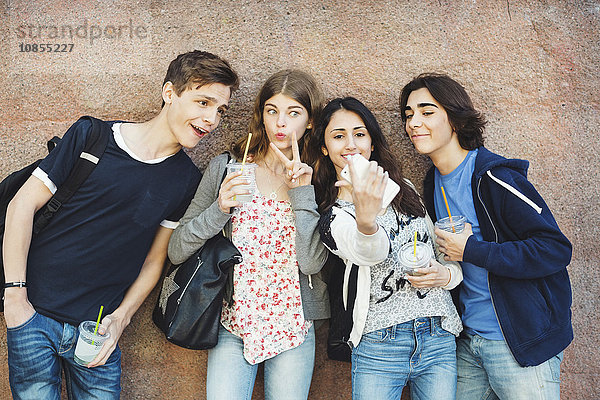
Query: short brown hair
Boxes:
[{"xmin": 163, "ymin": 50, "xmax": 239, "ymax": 103}]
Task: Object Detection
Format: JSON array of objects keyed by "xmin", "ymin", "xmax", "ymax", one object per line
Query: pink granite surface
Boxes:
[{"xmin": 1, "ymin": 0, "xmax": 598, "ymax": 398}]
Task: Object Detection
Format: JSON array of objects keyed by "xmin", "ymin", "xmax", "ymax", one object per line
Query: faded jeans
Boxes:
[
  {"xmin": 457, "ymin": 333, "xmax": 562, "ymax": 400},
  {"xmin": 351, "ymin": 317, "xmax": 457, "ymax": 400},
  {"xmin": 7, "ymin": 312, "xmax": 121, "ymax": 400},
  {"xmin": 206, "ymin": 324, "xmax": 315, "ymax": 400}
]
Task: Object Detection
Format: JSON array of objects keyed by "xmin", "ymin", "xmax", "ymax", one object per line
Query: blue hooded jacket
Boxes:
[{"xmin": 424, "ymin": 146, "xmax": 573, "ymax": 367}]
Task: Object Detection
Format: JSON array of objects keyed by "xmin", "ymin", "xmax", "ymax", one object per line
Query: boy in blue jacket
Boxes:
[{"xmin": 399, "ymin": 73, "xmax": 572, "ymax": 400}]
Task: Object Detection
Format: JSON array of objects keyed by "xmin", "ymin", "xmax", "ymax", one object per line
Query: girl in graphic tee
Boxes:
[{"xmin": 304, "ymin": 97, "xmax": 462, "ymax": 400}]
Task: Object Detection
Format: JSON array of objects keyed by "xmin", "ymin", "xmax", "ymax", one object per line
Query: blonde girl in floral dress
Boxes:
[{"xmin": 168, "ymin": 70, "xmax": 328, "ymax": 400}]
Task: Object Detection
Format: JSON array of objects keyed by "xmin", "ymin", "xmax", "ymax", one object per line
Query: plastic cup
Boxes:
[
  {"xmin": 74, "ymin": 320, "xmax": 110, "ymax": 366},
  {"xmin": 226, "ymin": 162, "xmax": 257, "ymax": 203},
  {"xmin": 399, "ymin": 241, "xmax": 433, "ymax": 275},
  {"xmin": 434, "ymin": 215, "xmax": 466, "ymax": 234}
]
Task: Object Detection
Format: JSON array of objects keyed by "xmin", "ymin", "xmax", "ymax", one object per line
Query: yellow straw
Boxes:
[
  {"xmin": 413, "ymin": 231, "xmax": 417, "ymax": 259},
  {"xmin": 441, "ymin": 186, "xmax": 455, "ymax": 233},
  {"xmin": 93, "ymin": 305, "xmax": 104, "ymax": 336},
  {"xmin": 241, "ymin": 132, "xmax": 252, "ymax": 172}
]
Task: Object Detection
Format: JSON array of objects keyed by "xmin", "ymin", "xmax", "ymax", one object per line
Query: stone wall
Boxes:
[{"xmin": 1, "ymin": 0, "xmax": 598, "ymax": 398}]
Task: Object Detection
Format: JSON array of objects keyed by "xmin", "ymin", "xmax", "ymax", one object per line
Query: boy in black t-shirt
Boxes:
[{"xmin": 3, "ymin": 50, "xmax": 239, "ymax": 399}]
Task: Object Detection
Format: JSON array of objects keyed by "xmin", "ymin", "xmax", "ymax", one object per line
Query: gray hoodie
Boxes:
[{"xmin": 168, "ymin": 153, "xmax": 330, "ymax": 321}]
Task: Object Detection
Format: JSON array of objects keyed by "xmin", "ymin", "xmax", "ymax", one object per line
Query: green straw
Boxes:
[{"xmin": 93, "ymin": 305, "xmax": 104, "ymax": 336}]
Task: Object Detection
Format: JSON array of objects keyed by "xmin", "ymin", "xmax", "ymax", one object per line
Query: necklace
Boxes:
[
  {"xmin": 269, "ymin": 182, "xmax": 288, "ymax": 200},
  {"xmin": 258, "ymin": 159, "xmax": 288, "ymax": 200}
]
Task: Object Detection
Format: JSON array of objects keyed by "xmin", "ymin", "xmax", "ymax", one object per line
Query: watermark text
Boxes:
[{"xmin": 15, "ymin": 19, "xmax": 148, "ymax": 45}]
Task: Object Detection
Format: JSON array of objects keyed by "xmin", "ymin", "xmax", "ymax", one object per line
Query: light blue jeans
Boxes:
[
  {"xmin": 6, "ymin": 312, "xmax": 121, "ymax": 400},
  {"xmin": 457, "ymin": 333, "xmax": 562, "ymax": 400},
  {"xmin": 351, "ymin": 317, "xmax": 457, "ymax": 400},
  {"xmin": 206, "ymin": 324, "xmax": 315, "ymax": 400}
]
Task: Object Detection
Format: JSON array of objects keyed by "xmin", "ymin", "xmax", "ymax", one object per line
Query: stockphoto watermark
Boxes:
[{"xmin": 14, "ymin": 18, "xmax": 149, "ymax": 53}]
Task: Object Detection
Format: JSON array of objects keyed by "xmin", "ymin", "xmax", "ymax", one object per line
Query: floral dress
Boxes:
[{"xmin": 221, "ymin": 194, "xmax": 312, "ymax": 364}]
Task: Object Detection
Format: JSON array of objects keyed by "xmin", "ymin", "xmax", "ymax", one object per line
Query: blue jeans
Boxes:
[
  {"xmin": 351, "ymin": 317, "xmax": 457, "ymax": 400},
  {"xmin": 206, "ymin": 324, "xmax": 315, "ymax": 400},
  {"xmin": 456, "ymin": 333, "xmax": 562, "ymax": 400},
  {"xmin": 6, "ymin": 312, "xmax": 121, "ymax": 400}
]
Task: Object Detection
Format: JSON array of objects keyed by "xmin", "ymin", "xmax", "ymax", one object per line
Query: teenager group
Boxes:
[{"xmin": 3, "ymin": 50, "xmax": 572, "ymax": 400}]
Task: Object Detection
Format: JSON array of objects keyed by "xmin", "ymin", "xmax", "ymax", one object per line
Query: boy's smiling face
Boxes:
[
  {"xmin": 163, "ymin": 81, "xmax": 231, "ymax": 149},
  {"xmin": 404, "ymin": 87, "xmax": 455, "ymax": 158}
]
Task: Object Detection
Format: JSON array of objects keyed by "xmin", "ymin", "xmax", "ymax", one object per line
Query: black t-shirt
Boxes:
[{"xmin": 27, "ymin": 119, "xmax": 201, "ymax": 325}]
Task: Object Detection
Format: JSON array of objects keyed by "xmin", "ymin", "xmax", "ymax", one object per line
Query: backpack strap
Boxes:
[
  {"xmin": 47, "ymin": 136, "xmax": 61, "ymax": 153},
  {"xmin": 32, "ymin": 116, "xmax": 110, "ymax": 234},
  {"xmin": 220, "ymin": 151, "xmax": 232, "ymax": 183}
]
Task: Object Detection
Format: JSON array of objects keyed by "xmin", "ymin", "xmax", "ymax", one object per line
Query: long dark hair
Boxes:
[
  {"xmin": 305, "ymin": 97, "xmax": 425, "ymax": 217},
  {"xmin": 232, "ymin": 69, "xmax": 324, "ymax": 161},
  {"xmin": 399, "ymin": 73, "xmax": 486, "ymax": 150}
]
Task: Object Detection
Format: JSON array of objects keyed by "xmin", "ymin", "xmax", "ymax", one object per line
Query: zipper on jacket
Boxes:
[
  {"xmin": 477, "ymin": 176, "xmax": 510, "ymax": 347},
  {"xmin": 487, "ymin": 277, "xmax": 507, "ymax": 343},
  {"xmin": 477, "ymin": 177, "xmax": 498, "ymax": 243}
]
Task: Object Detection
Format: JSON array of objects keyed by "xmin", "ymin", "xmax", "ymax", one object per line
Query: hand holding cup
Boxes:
[
  {"xmin": 406, "ymin": 259, "xmax": 452, "ymax": 288},
  {"xmin": 435, "ymin": 222, "xmax": 473, "ymax": 262},
  {"xmin": 218, "ymin": 164, "xmax": 257, "ymax": 213}
]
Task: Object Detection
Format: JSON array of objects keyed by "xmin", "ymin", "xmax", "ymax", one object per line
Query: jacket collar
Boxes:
[{"xmin": 474, "ymin": 146, "xmax": 529, "ymax": 180}]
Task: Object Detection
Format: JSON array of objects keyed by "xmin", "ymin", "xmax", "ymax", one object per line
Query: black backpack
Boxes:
[
  {"xmin": 324, "ymin": 251, "xmax": 356, "ymax": 362},
  {"xmin": 1, "ymin": 116, "xmax": 110, "ymax": 310}
]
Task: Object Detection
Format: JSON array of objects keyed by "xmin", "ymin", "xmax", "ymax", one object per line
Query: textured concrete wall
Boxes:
[{"xmin": 1, "ymin": 0, "xmax": 598, "ymax": 398}]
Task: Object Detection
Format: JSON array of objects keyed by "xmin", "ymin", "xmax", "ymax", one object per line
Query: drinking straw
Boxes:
[
  {"xmin": 440, "ymin": 186, "xmax": 456, "ymax": 233},
  {"xmin": 413, "ymin": 231, "xmax": 418, "ymax": 259},
  {"xmin": 93, "ymin": 305, "xmax": 104, "ymax": 336},
  {"xmin": 241, "ymin": 132, "xmax": 252, "ymax": 172}
]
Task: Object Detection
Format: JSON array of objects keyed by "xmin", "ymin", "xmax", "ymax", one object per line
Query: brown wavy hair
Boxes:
[
  {"xmin": 232, "ymin": 69, "xmax": 324, "ymax": 161},
  {"xmin": 305, "ymin": 97, "xmax": 425, "ymax": 217}
]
